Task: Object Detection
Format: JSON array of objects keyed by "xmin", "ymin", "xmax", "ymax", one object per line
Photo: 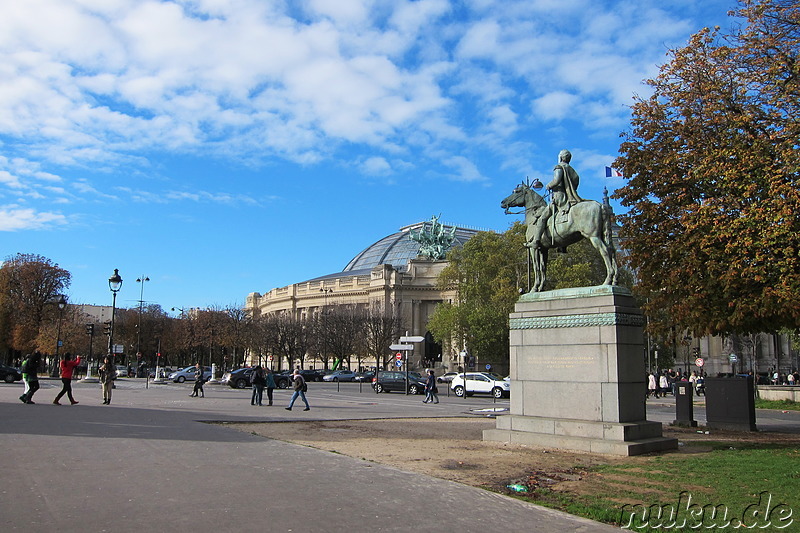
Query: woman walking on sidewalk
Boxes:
[
  {"xmin": 265, "ymin": 367, "xmax": 276, "ymax": 406},
  {"xmin": 54, "ymin": 353, "xmax": 81, "ymax": 405}
]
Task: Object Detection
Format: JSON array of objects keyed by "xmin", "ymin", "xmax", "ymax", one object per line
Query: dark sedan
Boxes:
[
  {"xmin": 0, "ymin": 364, "xmax": 22, "ymax": 383},
  {"xmin": 222, "ymin": 367, "xmax": 255, "ymax": 389},
  {"xmin": 372, "ymin": 371, "xmax": 427, "ymax": 395}
]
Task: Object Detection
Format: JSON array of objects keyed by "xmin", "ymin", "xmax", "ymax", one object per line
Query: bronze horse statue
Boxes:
[{"xmin": 501, "ymin": 180, "xmax": 618, "ymax": 292}]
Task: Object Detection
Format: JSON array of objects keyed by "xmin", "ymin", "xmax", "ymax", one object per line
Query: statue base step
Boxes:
[{"xmin": 483, "ymin": 415, "xmax": 678, "ymax": 456}]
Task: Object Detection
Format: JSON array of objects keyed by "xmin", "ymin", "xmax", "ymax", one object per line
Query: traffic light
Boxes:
[
  {"xmin": 86, "ymin": 323, "xmax": 94, "ymax": 335},
  {"xmin": 103, "ymin": 321, "xmax": 112, "ymax": 335}
]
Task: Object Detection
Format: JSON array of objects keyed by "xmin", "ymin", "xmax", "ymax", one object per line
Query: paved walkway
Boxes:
[{"xmin": 0, "ymin": 379, "xmax": 620, "ymax": 532}]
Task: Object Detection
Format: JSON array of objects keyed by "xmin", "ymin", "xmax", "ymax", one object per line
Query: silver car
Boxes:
[{"xmin": 169, "ymin": 365, "xmax": 212, "ymax": 383}]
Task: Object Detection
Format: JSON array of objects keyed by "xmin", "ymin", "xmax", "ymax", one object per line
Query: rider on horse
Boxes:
[{"xmin": 530, "ymin": 149, "xmax": 584, "ymax": 249}]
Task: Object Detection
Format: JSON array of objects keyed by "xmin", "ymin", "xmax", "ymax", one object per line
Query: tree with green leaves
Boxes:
[
  {"xmin": 427, "ymin": 223, "xmax": 528, "ymax": 367},
  {"xmin": 614, "ymin": 0, "xmax": 800, "ymax": 337}
]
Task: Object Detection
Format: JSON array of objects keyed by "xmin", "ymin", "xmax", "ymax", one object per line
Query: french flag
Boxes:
[{"xmin": 605, "ymin": 166, "xmax": 623, "ymax": 177}]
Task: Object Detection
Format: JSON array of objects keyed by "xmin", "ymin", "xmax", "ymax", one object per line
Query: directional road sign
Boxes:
[
  {"xmin": 390, "ymin": 344, "xmax": 414, "ymax": 351},
  {"xmin": 400, "ymin": 336, "xmax": 425, "ymax": 343}
]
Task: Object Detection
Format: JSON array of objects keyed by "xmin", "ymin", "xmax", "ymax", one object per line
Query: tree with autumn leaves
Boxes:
[
  {"xmin": 0, "ymin": 253, "xmax": 71, "ymax": 360},
  {"xmin": 614, "ymin": 0, "xmax": 799, "ymax": 338}
]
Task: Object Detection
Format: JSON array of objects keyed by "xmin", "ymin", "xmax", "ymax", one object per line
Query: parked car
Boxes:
[
  {"xmin": 0, "ymin": 364, "xmax": 22, "ymax": 383},
  {"xmin": 273, "ymin": 372, "xmax": 292, "ymax": 389},
  {"xmin": 115, "ymin": 365, "xmax": 129, "ymax": 378},
  {"xmin": 354, "ymin": 371, "xmax": 375, "ymax": 382},
  {"xmin": 222, "ymin": 367, "xmax": 255, "ymax": 389},
  {"xmin": 450, "ymin": 372, "xmax": 510, "ymax": 398},
  {"xmin": 322, "ymin": 369, "xmax": 357, "ymax": 382},
  {"xmin": 169, "ymin": 366, "xmax": 212, "ymax": 383},
  {"xmin": 296, "ymin": 369, "xmax": 325, "ymax": 382},
  {"xmin": 436, "ymin": 372, "xmax": 459, "ymax": 384},
  {"xmin": 372, "ymin": 371, "xmax": 427, "ymax": 394}
]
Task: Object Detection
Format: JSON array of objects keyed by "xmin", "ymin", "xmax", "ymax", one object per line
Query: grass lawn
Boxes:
[
  {"xmin": 755, "ymin": 398, "xmax": 800, "ymax": 411},
  {"xmin": 503, "ymin": 436, "xmax": 799, "ymax": 531}
]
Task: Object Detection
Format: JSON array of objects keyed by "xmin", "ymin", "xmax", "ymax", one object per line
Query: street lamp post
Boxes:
[
  {"xmin": 135, "ymin": 275, "xmax": 150, "ymax": 376},
  {"xmin": 683, "ymin": 335, "xmax": 692, "ymax": 376},
  {"xmin": 107, "ymin": 269, "xmax": 123, "ymax": 364},
  {"xmin": 172, "ymin": 307, "xmax": 187, "ymax": 367},
  {"xmin": 320, "ymin": 288, "xmax": 332, "ymax": 371},
  {"xmin": 51, "ymin": 295, "xmax": 67, "ymax": 377}
]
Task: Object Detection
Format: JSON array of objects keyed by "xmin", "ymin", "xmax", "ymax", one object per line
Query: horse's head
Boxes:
[{"xmin": 501, "ymin": 181, "xmax": 546, "ymax": 213}]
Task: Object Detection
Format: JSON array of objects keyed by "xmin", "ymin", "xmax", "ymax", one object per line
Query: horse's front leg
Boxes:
[{"xmin": 532, "ymin": 247, "xmax": 547, "ymax": 292}]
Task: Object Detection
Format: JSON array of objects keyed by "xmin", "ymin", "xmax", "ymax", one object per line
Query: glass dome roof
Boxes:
[{"xmin": 342, "ymin": 221, "xmax": 480, "ymax": 273}]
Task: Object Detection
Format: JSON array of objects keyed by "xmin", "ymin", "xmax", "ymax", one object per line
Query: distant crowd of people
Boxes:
[
  {"xmin": 646, "ymin": 368, "xmax": 705, "ymax": 399},
  {"xmin": 770, "ymin": 369, "xmax": 799, "ymax": 386}
]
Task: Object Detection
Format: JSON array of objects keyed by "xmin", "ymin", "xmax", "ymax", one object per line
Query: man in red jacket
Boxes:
[{"xmin": 53, "ymin": 353, "xmax": 81, "ymax": 405}]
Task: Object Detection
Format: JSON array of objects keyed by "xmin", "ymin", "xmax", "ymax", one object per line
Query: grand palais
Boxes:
[{"xmin": 245, "ymin": 217, "xmax": 480, "ymax": 370}]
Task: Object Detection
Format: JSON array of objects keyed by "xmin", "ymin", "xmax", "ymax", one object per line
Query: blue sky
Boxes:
[{"xmin": 1, "ymin": 0, "xmax": 736, "ymax": 311}]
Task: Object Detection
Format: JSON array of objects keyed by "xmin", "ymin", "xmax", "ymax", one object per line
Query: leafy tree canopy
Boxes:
[
  {"xmin": 0, "ymin": 253, "xmax": 71, "ymax": 354},
  {"xmin": 614, "ymin": 0, "xmax": 800, "ymax": 336}
]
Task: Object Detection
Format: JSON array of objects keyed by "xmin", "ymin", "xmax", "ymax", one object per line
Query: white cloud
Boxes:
[
  {"xmin": 0, "ymin": 206, "xmax": 67, "ymax": 231},
  {"xmin": 360, "ymin": 156, "xmax": 392, "ymax": 175},
  {"xmin": 444, "ymin": 155, "xmax": 486, "ymax": 182},
  {"xmin": 0, "ymin": 171, "xmax": 22, "ymax": 189},
  {"xmin": 532, "ymin": 91, "xmax": 580, "ymax": 121},
  {"xmin": 0, "ymin": 0, "xmax": 730, "ymax": 188}
]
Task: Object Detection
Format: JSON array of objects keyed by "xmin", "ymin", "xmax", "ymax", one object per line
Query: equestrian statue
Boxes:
[{"xmin": 500, "ymin": 150, "xmax": 618, "ymax": 292}]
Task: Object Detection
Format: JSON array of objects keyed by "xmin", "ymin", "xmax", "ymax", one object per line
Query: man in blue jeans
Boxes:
[{"xmin": 285, "ymin": 369, "xmax": 310, "ymax": 411}]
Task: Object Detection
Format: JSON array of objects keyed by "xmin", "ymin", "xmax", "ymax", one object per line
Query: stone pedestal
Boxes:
[{"xmin": 483, "ymin": 286, "xmax": 677, "ymax": 456}]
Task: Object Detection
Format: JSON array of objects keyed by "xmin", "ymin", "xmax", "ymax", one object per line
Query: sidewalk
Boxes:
[{"xmin": 0, "ymin": 381, "xmax": 620, "ymax": 533}]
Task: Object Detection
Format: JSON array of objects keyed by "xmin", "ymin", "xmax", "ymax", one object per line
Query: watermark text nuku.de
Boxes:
[{"xmin": 620, "ymin": 491, "xmax": 794, "ymax": 529}]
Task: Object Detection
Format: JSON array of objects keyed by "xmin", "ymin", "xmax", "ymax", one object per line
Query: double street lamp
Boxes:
[{"xmin": 108, "ymin": 269, "xmax": 123, "ymax": 362}]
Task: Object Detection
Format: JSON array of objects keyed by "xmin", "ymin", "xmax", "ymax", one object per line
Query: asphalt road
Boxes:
[{"xmin": 1, "ymin": 378, "xmax": 621, "ymax": 533}]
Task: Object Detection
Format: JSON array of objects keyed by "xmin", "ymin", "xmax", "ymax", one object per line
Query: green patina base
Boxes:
[{"xmin": 517, "ymin": 284, "xmax": 631, "ymax": 303}]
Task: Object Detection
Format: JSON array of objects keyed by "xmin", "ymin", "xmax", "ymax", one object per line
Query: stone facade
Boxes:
[{"xmin": 246, "ymin": 260, "xmax": 458, "ymax": 369}]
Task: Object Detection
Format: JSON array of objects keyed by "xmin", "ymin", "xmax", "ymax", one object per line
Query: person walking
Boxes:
[
  {"xmin": 659, "ymin": 372, "xmax": 670, "ymax": 397},
  {"xmin": 53, "ymin": 353, "xmax": 81, "ymax": 405},
  {"xmin": 423, "ymin": 370, "xmax": 439, "ymax": 404},
  {"xmin": 190, "ymin": 363, "xmax": 205, "ymax": 397},
  {"xmin": 647, "ymin": 372, "xmax": 659, "ymax": 399},
  {"xmin": 99, "ymin": 356, "xmax": 115, "ymax": 405},
  {"xmin": 251, "ymin": 366, "xmax": 265, "ymax": 406},
  {"xmin": 285, "ymin": 369, "xmax": 310, "ymax": 411},
  {"xmin": 265, "ymin": 367, "xmax": 276, "ymax": 406},
  {"xmin": 20, "ymin": 353, "xmax": 41, "ymax": 404}
]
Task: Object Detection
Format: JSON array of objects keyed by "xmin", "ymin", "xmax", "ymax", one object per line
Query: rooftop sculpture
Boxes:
[{"xmin": 409, "ymin": 214, "xmax": 457, "ymax": 261}]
